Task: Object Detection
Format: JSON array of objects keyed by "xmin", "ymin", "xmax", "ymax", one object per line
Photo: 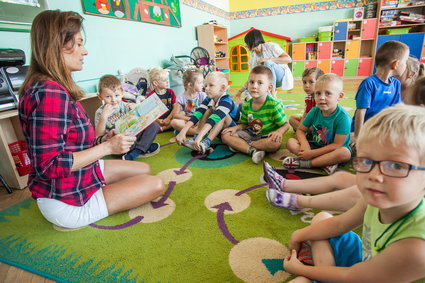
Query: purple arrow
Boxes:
[
  {"xmin": 212, "ymin": 202, "xmax": 238, "ymax": 245},
  {"xmin": 89, "ymin": 216, "xmax": 143, "ymax": 230},
  {"xmin": 235, "ymin": 183, "xmax": 268, "ymax": 196},
  {"xmin": 151, "ymin": 181, "xmax": 176, "ymax": 209},
  {"xmin": 173, "ymin": 154, "xmax": 206, "ymax": 175},
  {"xmin": 161, "ymin": 141, "xmax": 177, "ymax": 147}
]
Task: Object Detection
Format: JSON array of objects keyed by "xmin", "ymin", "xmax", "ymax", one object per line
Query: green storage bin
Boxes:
[
  {"xmin": 318, "ymin": 36, "xmax": 332, "ymax": 41},
  {"xmin": 386, "ymin": 28, "xmax": 410, "ymax": 35},
  {"xmin": 298, "ymin": 37, "xmax": 316, "ymax": 42},
  {"xmin": 318, "ymin": 31, "xmax": 333, "ymax": 37}
]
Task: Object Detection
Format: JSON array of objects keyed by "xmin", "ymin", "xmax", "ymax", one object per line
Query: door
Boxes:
[
  {"xmin": 361, "ymin": 19, "xmax": 377, "ymax": 39},
  {"xmin": 357, "ymin": 58, "xmax": 373, "ymax": 76},
  {"xmin": 421, "ymin": 37, "xmax": 425, "ymax": 63},
  {"xmin": 400, "ymin": 33, "xmax": 425, "ymax": 60},
  {"xmin": 292, "ymin": 61, "xmax": 305, "ymax": 78},
  {"xmin": 344, "ymin": 59, "xmax": 358, "ymax": 77},
  {"xmin": 318, "ymin": 60, "xmax": 331, "ymax": 73},
  {"xmin": 305, "ymin": 61, "xmax": 318, "ymax": 68},
  {"xmin": 292, "ymin": 43, "xmax": 306, "ymax": 61},
  {"xmin": 331, "ymin": 60, "xmax": 344, "ymax": 76},
  {"xmin": 318, "ymin": 42, "xmax": 332, "ymax": 60},
  {"xmin": 334, "ymin": 22, "xmax": 348, "ymax": 41},
  {"xmin": 345, "ymin": 40, "xmax": 360, "ymax": 59}
]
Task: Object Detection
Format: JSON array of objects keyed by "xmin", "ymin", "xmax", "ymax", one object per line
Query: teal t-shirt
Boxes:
[{"xmin": 302, "ymin": 105, "xmax": 351, "ymax": 150}]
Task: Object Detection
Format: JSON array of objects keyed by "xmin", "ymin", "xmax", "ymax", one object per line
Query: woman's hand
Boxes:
[
  {"xmin": 104, "ymin": 130, "xmax": 136, "ymax": 155},
  {"xmin": 257, "ymin": 58, "xmax": 270, "ymax": 65}
]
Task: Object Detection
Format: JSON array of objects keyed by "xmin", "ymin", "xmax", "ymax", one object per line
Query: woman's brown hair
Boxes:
[{"xmin": 19, "ymin": 10, "xmax": 85, "ymax": 100}]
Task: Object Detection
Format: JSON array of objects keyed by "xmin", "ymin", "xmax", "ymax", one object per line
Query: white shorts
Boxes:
[{"xmin": 36, "ymin": 160, "xmax": 108, "ymax": 229}]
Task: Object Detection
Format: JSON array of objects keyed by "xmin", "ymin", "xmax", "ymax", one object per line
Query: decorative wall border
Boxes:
[{"xmin": 181, "ymin": 0, "xmax": 369, "ymax": 20}]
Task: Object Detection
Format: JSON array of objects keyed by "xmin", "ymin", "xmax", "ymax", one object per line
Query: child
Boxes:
[
  {"xmin": 147, "ymin": 67, "xmax": 178, "ymax": 132},
  {"xmin": 399, "ymin": 56, "xmax": 425, "ymax": 102},
  {"xmin": 289, "ymin": 67, "xmax": 324, "ymax": 131},
  {"xmin": 222, "ymin": 65, "xmax": 289, "ymax": 164},
  {"xmin": 176, "ymin": 71, "xmax": 239, "ymax": 154},
  {"xmin": 95, "ymin": 75, "xmax": 160, "ymax": 160},
  {"xmin": 170, "ymin": 69, "xmax": 207, "ymax": 136},
  {"xmin": 283, "ymin": 104, "xmax": 425, "ymax": 283},
  {"xmin": 283, "ymin": 73, "xmax": 352, "ymax": 175},
  {"xmin": 264, "ymin": 72, "xmax": 425, "ymax": 213},
  {"xmin": 351, "ymin": 40, "xmax": 409, "ymax": 147}
]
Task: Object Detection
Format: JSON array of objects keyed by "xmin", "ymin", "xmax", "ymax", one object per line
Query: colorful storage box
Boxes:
[
  {"xmin": 298, "ymin": 37, "xmax": 316, "ymax": 42},
  {"xmin": 318, "ymin": 36, "xmax": 333, "ymax": 41},
  {"xmin": 386, "ymin": 27, "xmax": 410, "ymax": 34}
]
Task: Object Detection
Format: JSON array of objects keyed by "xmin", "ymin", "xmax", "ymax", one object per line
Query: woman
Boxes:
[
  {"xmin": 244, "ymin": 29, "xmax": 294, "ymax": 94},
  {"xmin": 18, "ymin": 10, "xmax": 164, "ymax": 229}
]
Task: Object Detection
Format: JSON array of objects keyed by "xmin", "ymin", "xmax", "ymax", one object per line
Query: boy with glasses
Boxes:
[{"xmin": 282, "ymin": 104, "xmax": 425, "ymax": 282}]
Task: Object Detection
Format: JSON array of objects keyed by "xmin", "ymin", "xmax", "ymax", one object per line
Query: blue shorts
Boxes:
[{"xmin": 329, "ymin": 231, "xmax": 362, "ymax": 267}]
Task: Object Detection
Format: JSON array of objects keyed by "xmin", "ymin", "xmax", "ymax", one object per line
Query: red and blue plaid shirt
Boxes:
[{"xmin": 19, "ymin": 80, "xmax": 105, "ymax": 206}]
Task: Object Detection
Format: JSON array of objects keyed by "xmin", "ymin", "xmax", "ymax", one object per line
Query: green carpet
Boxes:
[{"xmin": 0, "ymin": 89, "xmax": 357, "ymax": 282}]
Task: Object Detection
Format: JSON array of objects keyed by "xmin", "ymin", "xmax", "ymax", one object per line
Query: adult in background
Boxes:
[
  {"xmin": 244, "ymin": 29, "xmax": 294, "ymax": 96},
  {"xmin": 18, "ymin": 10, "xmax": 164, "ymax": 229}
]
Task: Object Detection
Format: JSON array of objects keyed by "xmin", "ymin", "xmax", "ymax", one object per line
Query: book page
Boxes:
[{"xmin": 115, "ymin": 93, "xmax": 168, "ymax": 136}]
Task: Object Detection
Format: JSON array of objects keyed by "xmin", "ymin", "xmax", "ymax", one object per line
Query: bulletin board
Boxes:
[
  {"xmin": 0, "ymin": 0, "xmax": 49, "ymax": 32},
  {"xmin": 81, "ymin": 0, "xmax": 181, "ymax": 28}
]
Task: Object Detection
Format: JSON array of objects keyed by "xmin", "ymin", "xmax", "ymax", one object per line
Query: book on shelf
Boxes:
[{"xmin": 114, "ymin": 93, "xmax": 168, "ymax": 137}]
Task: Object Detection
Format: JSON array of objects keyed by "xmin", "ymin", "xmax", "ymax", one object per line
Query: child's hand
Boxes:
[
  {"xmin": 193, "ymin": 135, "xmax": 203, "ymax": 151},
  {"xmin": 222, "ymin": 126, "xmax": 238, "ymax": 136},
  {"xmin": 101, "ymin": 104, "xmax": 116, "ymax": 119},
  {"xmin": 157, "ymin": 119, "xmax": 165, "ymax": 126},
  {"xmin": 163, "ymin": 118, "xmax": 171, "ymax": 126},
  {"xmin": 350, "ymin": 136, "xmax": 357, "ymax": 151},
  {"xmin": 127, "ymin": 103, "xmax": 137, "ymax": 110},
  {"xmin": 268, "ymin": 131, "xmax": 282, "ymax": 143},
  {"xmin": 283, "ymin": 249, "xmax": 304, "ymax": 275},
  {"xmin": 298, "ymin": 149, "xmax": 314, "ymax": 160},
  {"xmin": 176, "ymin": 132, "xmax": 186, "ymax": 145}
]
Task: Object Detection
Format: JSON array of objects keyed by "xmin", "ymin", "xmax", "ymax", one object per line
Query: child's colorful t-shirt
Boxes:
[
  {"xmin": 351, "ymin": 75, "xmax": 401, "ymax": 131},
  {"xmin": 302, "ymin": 104, "xmax": 351, "ymax": 150},
  {"xmin": 147, "ymin": 89, "xmax": 176, "ymax": 119},
  {"xmin": 239, "ymin": 95, "xmax": 287, "ymax": 135},
  {"xmin": 177, "ymin": 91, "xmax": 207, "ymax": 117},
  {"xmin": 95, "ymin": 101, "xmax": 131, "ymax": 133},
  {"xmin": 304, "ymin": 94, "xmax": 315, "ymax": 114}
]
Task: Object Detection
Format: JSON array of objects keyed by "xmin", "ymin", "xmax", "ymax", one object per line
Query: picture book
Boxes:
[{"xmin": 115, "ymin": 93, "xmax": 168, "ymax": 136}]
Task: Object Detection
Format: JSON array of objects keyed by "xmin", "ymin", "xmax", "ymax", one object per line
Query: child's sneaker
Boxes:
[
  {"xmin": 122, "ymin": 148, "xmax": 142, "ymax": 161},
  {"xmin": 263, "ymin": 161, "xmax": 286, "ymax": 192},
  {"xmin": 251, "ymin": 150, "xmax": 265, "ymax": 164},
  {"xmin": 265, "ymin": 189, "xmax": 300, "ymax": 211},
  {"xmin": 322, "ymin": 164, "xmax": 338, "ymax": 175},
  {"xmin": 139, "ymin": 142, "xmax": 160, "ymax": 158},
  {"xmin": 184, "ymin": 139, "xmax": 195, "ymax": 150},
  {"xmin": 282, "ymin": 156, "xmax": 300, "ymax": 169}
]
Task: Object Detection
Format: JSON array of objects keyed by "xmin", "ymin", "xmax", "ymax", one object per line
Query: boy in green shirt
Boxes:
[{"xmin": 222, "ymin": 65, "xmax": 289, "ymax": 164}]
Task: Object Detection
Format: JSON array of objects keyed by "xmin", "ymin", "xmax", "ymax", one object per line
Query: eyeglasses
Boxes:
[{"xmin": 352, "ymin": 157, "xmax": 425, "ymax": 178}]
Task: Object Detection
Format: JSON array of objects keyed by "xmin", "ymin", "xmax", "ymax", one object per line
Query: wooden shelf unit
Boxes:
[
  {"xmin": 196, "ymin": 24, "xmax": 230, "ymax": 70},
  {"xmin": 290, "ymin": 18, "xmax": 377, "ymax": 78}
]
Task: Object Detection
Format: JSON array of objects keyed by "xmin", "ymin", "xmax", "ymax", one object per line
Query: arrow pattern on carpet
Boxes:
[
  {"xmin": 173, "ymin": 154, "xmax": 206, "ymax": 175},
  {"xmin": 235, "ymin": 183, "xmax": 267, "ymax": 196},
  {"xmin": 89, "ymin": 216, "xmax": 144, "ymax": 230},
  {"xmin": 262, "ymin": 258, "xmax": 285, "ymax": 275},
  {"xmin": 151, "ymin": 181, "xmax": 176, "ymax": 208},
  {"xmin": 212, "ymin": 202, "xmax": 238, "ymax": 245}
]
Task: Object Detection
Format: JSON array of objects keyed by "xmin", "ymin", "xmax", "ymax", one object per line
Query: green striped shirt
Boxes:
[{"xmin": 240, "ymin": 95, "xmax": 287, "ymax": 135}]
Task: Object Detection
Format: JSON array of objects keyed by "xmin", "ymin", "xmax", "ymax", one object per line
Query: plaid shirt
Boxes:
[{"xmin": 19, "ymin": 80, "xmax": 105, "ymax": 206}]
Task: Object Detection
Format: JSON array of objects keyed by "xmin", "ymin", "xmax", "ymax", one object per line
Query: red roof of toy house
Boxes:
[{"xmin": 228, "ymin": 27, "xmax": 292, "ymax": 41}]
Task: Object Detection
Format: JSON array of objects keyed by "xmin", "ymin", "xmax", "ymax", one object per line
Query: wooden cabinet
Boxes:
[
  {"xmin": 0, "ymin": 94, "xmax": 100, "ymax": 190},
  {"xmin": 376, "ymin": 32, "xmax": 425, "ymax": 59},
  {"xmin": 291, "ymin": 19, "xmax": 377, "ymax": 78},
  {"xmin": 196, "ymin": 24, "xmax": 229, "ymax": 70}
]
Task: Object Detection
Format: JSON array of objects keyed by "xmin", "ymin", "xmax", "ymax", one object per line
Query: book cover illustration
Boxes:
[{"xmin": 115, "ymin": 93, "xmax": 168, "ymax": 136}]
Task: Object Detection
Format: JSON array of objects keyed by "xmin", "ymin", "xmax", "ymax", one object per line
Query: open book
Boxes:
[{"xmin": 115, "ymin": 93, "xmax": 168, "ymax": 136}]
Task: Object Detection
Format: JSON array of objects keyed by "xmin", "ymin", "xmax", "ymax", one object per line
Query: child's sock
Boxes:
[{"xmin": 299, "ymin": 160, "xmax": 312, "ymax": 168}]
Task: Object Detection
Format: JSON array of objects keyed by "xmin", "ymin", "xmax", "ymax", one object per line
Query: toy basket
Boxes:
[{"xmin": 8, "ymin": 141, "xmax": 31, "ymax": 176}]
